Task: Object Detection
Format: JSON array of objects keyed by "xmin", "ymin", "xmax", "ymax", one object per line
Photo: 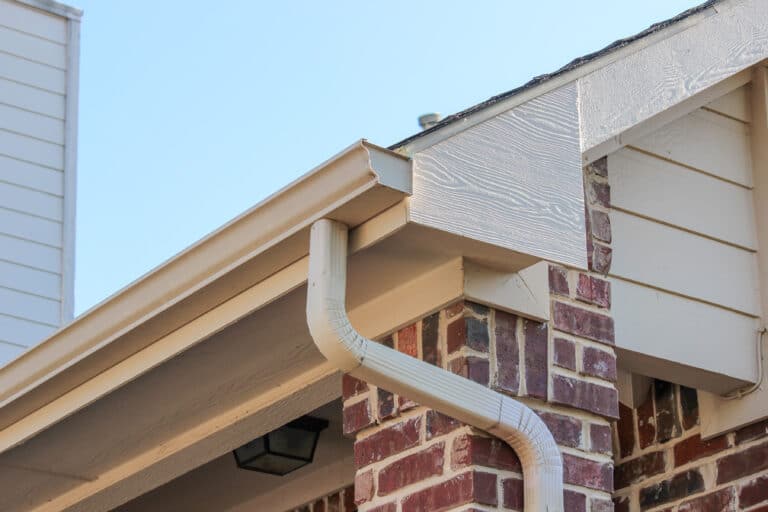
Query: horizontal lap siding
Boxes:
[
  {"xmin": 0, "ymin": 0, "xmax": 69, "ymax": 357},
  {"xmin": 611, "ymin": 100, "xmax": 759, "ymax": 383}
]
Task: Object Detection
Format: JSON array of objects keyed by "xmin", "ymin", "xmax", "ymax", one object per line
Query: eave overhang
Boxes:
[{"xmin": 0, "ymin": 140, "xmax": 411, "ymax": 444}]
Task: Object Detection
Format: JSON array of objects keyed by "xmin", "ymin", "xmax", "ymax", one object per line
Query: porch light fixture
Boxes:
[{"xmin": 233, "ymin": 415, "xmax": 329, "ymax": 476}]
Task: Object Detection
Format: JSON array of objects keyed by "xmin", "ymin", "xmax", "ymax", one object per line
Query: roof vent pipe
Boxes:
[
  {"xmin": 418, "ymin": 112, "xmax": 442, "ymax": 130},
  {"xmin": 306, "ymin": 218, "xmax": 564, "ymax": 511}
]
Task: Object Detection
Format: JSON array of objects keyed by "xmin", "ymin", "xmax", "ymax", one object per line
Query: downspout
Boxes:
[{"xmin": 306, "ymin": 219, "xmax": 564, "ymax": 512}]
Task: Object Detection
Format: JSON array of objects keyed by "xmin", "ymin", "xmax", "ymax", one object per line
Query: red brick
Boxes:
[
  {"xmin": 654, "ymin": 380, "xmax": 681, "ymax": 443},
  {"xmin": 473, "ymin": 471, "xmax": 498, "ymax": 506},
  {"xmin": 637, "ymin": 394, "xmax": 656, "ymax": 449},
  {"xmin": 354, "ymin": 416, "xmax": 421, "ymax": 468},
  {"xmin": 564, "ymin": 490, "xmax": 587, "ymax": 512},
  {"xmin": 553, "ymin": 337, "xmax": 576, "ymax": 371},
  {"xmin": 563, "ymin": 453, "xmax": 613, "ymax": 492},
  {"xmin": 451, "ymin": 433, "xmax": 522, "ymax": 472},
  {"xmin": 736, "ymin": 419, "xmax": 768, "ymax": 445},
  {"xmin": 447, "ymin": 317, "xmax": 466, "ymax": 354},
  {"xmin": 524, "ymin": 320, "xmax": 548, "ymax": 399},
  {"xmin": 313, "ymin": 499, "xmax": 326, "ymax": 512},
  {"xmin": 422, "ymin": 313, "xmax": 440, "ymax": 367},
  {"xmin": 549, "ymin": 265, "xmax": 570, "ymax": 296},
  {"xmin": 396, "ymin": 324, "xmax": 418, "ymax": 358},
  {"xmin": 502, "ymin": 477, "xmax": 523, "ymax": 511},
  {"xmin": 614, "ymin": 495, "xmax": 629, "ymax": 512},
  {"xmin": 398, "ymin": 395, "xmax": 418, "ymax": 412},
  {"xmin": 342, "ymin": 374, "xmax": 367, "ymax": 400},
  {"xmin": 400, "ymin": 471, "xmax": 492, "ymax": 512},
  {"xmin": 576, "ymin": 274, "xmax": 611, "ymax": 308},
  {"xmin": 590, "ymin": 423, "xmax": 612, "ymax": 454},
  {"xmin": 494, "ymin": 310, "xmax": 519, "ymax": 395},
  {"xmin": 582, "ymin": 346, "xmax": 617, "ymax": 381},
  {"xmin": 354, "ymin": 470, "xmax": 374, "ymax": 505},
  {"xmin": 673, "ymin": 433, "xmax": 728, "ymax": 467},
  {"xmin": 426, "ymin": 410, "xmax": 462, "ymax": 440},
  {"xmin": 377, "ymin": 443, "xmax": 444, "ymax": 496},
  {"xmin": 617, "ymin": 402, "xmax": 636, "ymax": 458},
  {"xmin": 539, "ymin": 411, "xmax": 582, "ymax": 448},
  {"xmin": 445, "ymin": 301, "xmax": 466, "ymax": 318},
  {"xmin": 717, "ymin": 441, "xmax": 768, "ymax": 484},
  {"xmin": 589, "ymin": 158, "xmax": 608, "ymax": 177},
  {"xmin": 343, "ymin": 399, "xmax": 373, "ymax": 436},
  {"xmin": 591, "ymin": 243, "xmax": 612, "ymax": 274},
  {"xmin": 466, "ymin": 317, "xmax": 490, "ymax": 352},
  {"xmin": 680, "ymin": 385, "xmax": 698, "ymax": 430},
  {"xmin": 590, "ymin": 497, "xmax": 612, "ymax": 512},
  {"xmin": 639, "ymin": 469, "xmax": 704, "ymax": 509},
  {"xmin": 588, "ymin": 180, "xmax": 610, "ymax": 208},
  {"xmin": 449, "ymin": 356, "xmax": 489, "ymax": 385},
  {"xmin": 553, "ymin": 301, "xmax": 614, "ymax": 345},
  {"xmin": 343, "ymin": 486, "xmax": 355, "ymax": 512},
  {"xmin": 740, "ymin": 473, "xmax": 768, "ymax": 508},
  {"xmin": 377, "ymin": 388, "xmax": 397, "ymax": 421},
  {"xmin": 552, "ymin": 374, "xmax": 619, "ymax": 419},
  {"xmin": 678, "ymin": 487, "xmax": 734, "ymax": 512},
  {"xmin": 590, "ymin": 210, "xmax": 612, "ymax": 243},
  {"xmin": 615, "ymin": 451, "xmax": 665, "ymax": 489}
]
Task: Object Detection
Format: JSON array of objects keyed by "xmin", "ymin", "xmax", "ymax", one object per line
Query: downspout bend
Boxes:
[{"xmin": 307, "ymin": 219, "xmax": 564, "ymax": 512}]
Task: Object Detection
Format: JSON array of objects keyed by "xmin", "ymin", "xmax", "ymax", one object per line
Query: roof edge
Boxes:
[
  {"xmin": 392, "ymin": 0, "xmax": 722, "ymax": 153},
  {"xmin": 0, "ymin": 140, "xmax": 409, "ymax": 418},
  {"xmin": 15, "ymin": 0, "xmax": 82, "ymax": 19}
]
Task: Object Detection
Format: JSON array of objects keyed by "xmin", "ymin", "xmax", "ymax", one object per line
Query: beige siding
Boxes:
[
  {"xmin": 611, "ymin": 94, "xmax": 761, "ymax": 391},
  {"xmin": 0, "ymin": 0, "xmax": 73, "ymax": 363}
]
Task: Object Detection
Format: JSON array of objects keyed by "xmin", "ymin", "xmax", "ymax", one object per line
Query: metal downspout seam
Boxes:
[{"xmin": 306, "ymin": 219, "xmax": 564, "ymax": 512}]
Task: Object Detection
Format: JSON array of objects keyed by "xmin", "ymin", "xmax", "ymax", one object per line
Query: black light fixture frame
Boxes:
[{"xmin": 233, "ymin": 415, "xmax": 329, "ymax": 476}]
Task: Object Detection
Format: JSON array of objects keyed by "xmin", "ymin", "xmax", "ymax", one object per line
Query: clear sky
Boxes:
[{"xmin": 73, "ymin": 0, "xmax": 701, "ymax": 314}]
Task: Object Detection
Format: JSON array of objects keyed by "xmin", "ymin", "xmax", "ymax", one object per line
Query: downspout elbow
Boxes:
[{"xmin": 306, "ymin": 219, "xmax": 564, "ymax": 512}]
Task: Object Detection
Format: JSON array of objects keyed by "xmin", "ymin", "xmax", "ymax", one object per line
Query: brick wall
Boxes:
[
  {"xmin": 290, "ymin": 485, "xmax": 356, "ymax": 512},
  {"xmin": 336, "ymin": 158, "xmax": 619, "ymax": 512},
  {"xmin": 613, "ymin": 382, "xmax": 768, "ymax": 512}
]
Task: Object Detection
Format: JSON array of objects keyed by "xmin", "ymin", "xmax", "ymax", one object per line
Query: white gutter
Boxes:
[{"xmin": 306, "ymin": 219, "xmax": 564, "ymax": 512}]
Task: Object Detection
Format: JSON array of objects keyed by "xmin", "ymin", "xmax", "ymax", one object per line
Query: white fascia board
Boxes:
[
  {"xmin": 0, "ymin": 141, "xmax": 411, "ymax": 428},
  {"xmin": 15, "ymin": 0, "xmax": 82, "ymax": 19}
]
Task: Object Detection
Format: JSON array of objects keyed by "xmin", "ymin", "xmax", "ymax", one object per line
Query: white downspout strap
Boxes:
[{"xmin": 306, "ymin": 219, "xmax": 564, "ymax": 512}]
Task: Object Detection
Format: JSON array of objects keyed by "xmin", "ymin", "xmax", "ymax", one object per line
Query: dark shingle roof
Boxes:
[{"xmin": 391, "ymin": 0, "xmax": 721, "ymax": 150}]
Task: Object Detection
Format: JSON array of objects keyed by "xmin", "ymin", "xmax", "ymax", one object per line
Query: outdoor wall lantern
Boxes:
[{"xmin": 233, "ymin": 415, "xmax": 329, "ymax": 476}]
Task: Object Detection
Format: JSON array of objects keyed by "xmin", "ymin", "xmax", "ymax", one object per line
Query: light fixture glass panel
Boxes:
[{"xmin": 268, "ymin": 426, "xmax": 317, "ymax": 460}]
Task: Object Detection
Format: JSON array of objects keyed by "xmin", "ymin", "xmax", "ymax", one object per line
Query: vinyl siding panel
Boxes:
[
  {"xmin": 0, "ymin": 129, "xmax": 63, "ymax": 169},
  {"xmin": 0, "ymin": 0, "xmax": 67, "ymax": 44},
  {"xmin": 611, "ymin": 278, "xmax": 758, "ymax": 385},
  {"xmin": 0, "ymin": 77, "xmax": 64, "ymax": 118},
  {"xmin": 0, "ymin": 314, "xmax": 56, "ymax": 346},
  {"xmin": 0, "ymin": 233, "xmax": 62, "ymax": 272},
  {"xmin": 704, "ymin": 83, "xmax": 751, "ymax": 123},
  {"xmin": 0, "ymin": 1, "xmax": 74, "ymax": 361},
  {"xmin": 609, "ymin": 148, "xmax": 757, "ymax": 250},
  {"xmin": 612, "ymin": 101, "xmax": 759, "ymax": 388},
  {"xmin": 0, "ymin": 51, "xmax": 65, "ymax": 93},
  {"xmin": 0, "ymin": 341, "xmax": 27, "ymax": 365},
  {"xmin": 611, "ymin": 210, "xmax": 760, "ymax": 316},
  {"xmin": 0, "ymin": 154, "xmax": 63, "ymax": 195},
  {"xmin": 0, "ymin": 24, "xmax": 66, "ymax": 68},
  {"xmin": 631, "ymin": 108, "xmax": 753, "ymax": 186},
  {"xmin": 0, "ymin": 286, "xmax": 59, "ymax": 325},
  {"xmin": 0, "ymin": 102, "xmax": 64, "ymax": 143}
]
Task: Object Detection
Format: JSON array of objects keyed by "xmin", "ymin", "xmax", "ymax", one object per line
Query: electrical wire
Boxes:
[{"xmin": 721, "ymin": 326, "xmax": 767, "ymax": 400}]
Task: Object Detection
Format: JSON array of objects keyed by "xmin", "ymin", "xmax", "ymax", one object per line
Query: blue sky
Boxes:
[{"xmin": 73, "ymin": 0, "xmax": 700, "ymax": 314}]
